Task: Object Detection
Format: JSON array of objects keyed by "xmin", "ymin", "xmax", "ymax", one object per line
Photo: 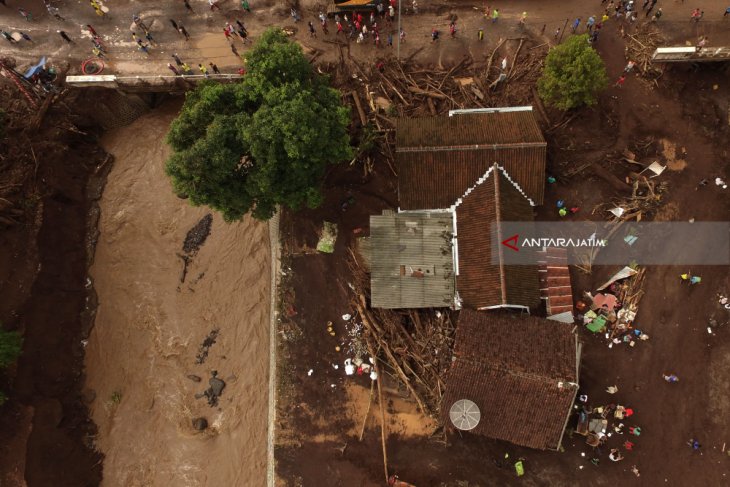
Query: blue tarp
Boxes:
[{"xmin": 24, "ymin": 57, "xmax": 46, "ymax": 79}]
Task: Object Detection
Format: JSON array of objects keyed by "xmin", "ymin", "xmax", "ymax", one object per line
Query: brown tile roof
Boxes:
[
  {"xmin": 537, "ymin": 248, "xmax": 575, "ymax": 316},
  {"xmin": 396, "ymin": 110, "xmax": 547, "ymax": 208},
  {"xmin": 455, "ymin": 165, "xmax": 540, "ymax": 309},
  {"xmin": 442, "ymin": 310, "xmax": 580, "ymax": 450},
  {"xmin": 396, "ymin": 110, "xmax": 545, "ymax": 148}
]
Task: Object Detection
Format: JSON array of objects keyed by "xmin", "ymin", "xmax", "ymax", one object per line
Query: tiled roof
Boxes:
[
  {"xmin": 396, "ymin": 110, "xmax": 547, "ymax": 208},
  {"xmin": 369, "ymin": 211, "xmax": 455, "ymax": 309},
  {"xmin": 455, "ymin": 165, "xmax": 540, "ymax": 309},
  {"xmin": 396, "ymin": 110, "xmax": 545, "ymax": 148},
  {"xmin": 537, "ymin": 248, "xmax": 575, "ymax": 316},
  {"xmin": 442, "ymin": 310, "xmax": 580, "ymax": 450}
]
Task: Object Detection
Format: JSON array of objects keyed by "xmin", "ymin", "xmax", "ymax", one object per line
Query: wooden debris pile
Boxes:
[
  {"xmin": 347, "ymin": 248, "xmax": 455, "ymax": 416},
  {"xmin": 625, "ymin": 25, "xmax": 665, "ymax": 80},
  {"xmin": 615, "ymin": 266, "xmax": 646, "ymax": 313}
]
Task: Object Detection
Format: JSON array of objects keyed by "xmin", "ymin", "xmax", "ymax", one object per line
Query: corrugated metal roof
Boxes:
[
  {"xmin": 370, "ymin": 211, "xmax": 455, "ymax": 309},
  {"xmin": 442, "ymin": 310, "xmax": 579, "ymax": 450},
  {"xmin": 396, "ymin": 110, "xmax": 546, "ymax": 208}
]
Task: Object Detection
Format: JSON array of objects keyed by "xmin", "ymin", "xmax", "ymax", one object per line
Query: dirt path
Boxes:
[{"xmin": 84, "ymin": 103, "xmax": 270, "ymax": 487}]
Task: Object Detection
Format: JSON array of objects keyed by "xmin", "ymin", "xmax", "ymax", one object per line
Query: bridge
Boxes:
[
  {"xmin": 65, "ymin": 73, "xmax": 243, "ymax": 93},
  {"xmin": 652, "ymin": 46, "xmax": 730, "ymax": 63}
]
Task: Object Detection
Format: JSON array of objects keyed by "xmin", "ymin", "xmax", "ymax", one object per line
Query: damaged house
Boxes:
[{"xmin": 370, "ymin": 107, "xmax": 547, "ymax": 311}]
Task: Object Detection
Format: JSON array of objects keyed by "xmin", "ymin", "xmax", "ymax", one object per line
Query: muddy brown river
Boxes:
[{"xmin": 84, "ymin": 103, "xmax": 270, "ymax": 486}]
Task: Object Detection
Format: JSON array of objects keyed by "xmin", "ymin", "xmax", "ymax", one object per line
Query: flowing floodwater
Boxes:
[{"xmin": 84, "ymin": 103, "xmax": 270, "ymax": 487}]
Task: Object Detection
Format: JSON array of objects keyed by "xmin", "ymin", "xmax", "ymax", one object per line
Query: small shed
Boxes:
[{"xmin": 442, "ymin": 310, "xmax": 581, "ymax": 450}]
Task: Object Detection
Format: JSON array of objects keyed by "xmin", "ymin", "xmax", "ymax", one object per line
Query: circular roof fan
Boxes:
[{"xmin": 449, "ymin": 399, "xmax": 481, "ymax": 431}]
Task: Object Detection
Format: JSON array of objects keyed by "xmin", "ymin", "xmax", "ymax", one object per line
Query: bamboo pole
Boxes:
[{"xmin": 366, "ymin": 336, "xmax": 389, "ymax": 484}]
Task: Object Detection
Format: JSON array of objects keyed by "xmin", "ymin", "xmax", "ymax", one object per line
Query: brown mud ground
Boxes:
[
  {"xmin": 0, "ymin": 84, "xmax": 105, "ymax": 486},
  {"xmin": 274, "ymin": 31, "xmax": 730, "ymax": 487}
]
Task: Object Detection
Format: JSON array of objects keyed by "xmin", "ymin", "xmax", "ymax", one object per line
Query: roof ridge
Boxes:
[
  {"xmin": 456, "ymin": 356, "xmax": 578, "ymax": 383},
  {"xmin": 450, "ymin": 164, "xmax": 535, "ymax": 210},
  {"xmin": 494, "ymin": 167, "xmax": 507, "ymax": 305}
]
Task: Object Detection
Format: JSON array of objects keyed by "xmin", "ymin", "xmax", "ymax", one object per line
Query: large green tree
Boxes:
[
  {"xmin": 166, "ymin": 29, "xmax": 352, "ymax": 221},
  {"xmin": 538, "ymin": 35, "xmax": 608, "ymax": 110}
]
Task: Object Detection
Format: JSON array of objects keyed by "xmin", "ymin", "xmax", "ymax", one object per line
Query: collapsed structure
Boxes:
[{"xmin": 367, "ymin": 107, "xmax": 582, "ymax": 450}]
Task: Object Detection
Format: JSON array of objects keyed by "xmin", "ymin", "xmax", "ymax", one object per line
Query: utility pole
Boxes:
[
  {"xmin": 558, "ymin": 18, "xmax": 568, "ymax": 44},
  {"xmin": 397, "ymin": 0, "xmax": 402, "ymax": 60}
]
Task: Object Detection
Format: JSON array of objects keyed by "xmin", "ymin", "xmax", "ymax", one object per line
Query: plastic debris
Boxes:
[
  {"xmin": 342, "ymin": 314, "xmax": 352, "ymax": 321},
  {"xmin": 307, "ymin": 369, "xmax": 314, "ymax": 376}
]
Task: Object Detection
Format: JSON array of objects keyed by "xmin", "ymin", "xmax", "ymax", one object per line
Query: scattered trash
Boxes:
[
  {"xmin": 307, "ymin": 369, "xmax": 314, "ymax": 376},
  {"xmin": 344, "ymin": 359, "xmax": 355, "ymax": 375},
  {"xmin": 609, "ymin": 207, "xmax": 626, "ymax": 218},
  {"xmin": 606, "ymin": 385, "xmax": 618, "ymax": 394},
  {"xmin": 342, "ymin": 314, "xmax": 352, "ymax": 321},
  {"xmin": 716, "ymin": 178, "xmax": 728, "ymax": 189}
]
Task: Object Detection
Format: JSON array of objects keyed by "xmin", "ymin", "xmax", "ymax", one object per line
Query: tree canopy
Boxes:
[
  {"xmin": 166, "ymin": 28, "xmax": 352, "ymax": 221},
  {"xmin": 537, "ymin": 35, "xmax": 608, "ymax": 110}
]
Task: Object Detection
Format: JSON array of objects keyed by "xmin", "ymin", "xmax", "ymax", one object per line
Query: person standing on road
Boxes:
[
  {"xmin": 587, "ymin": 16, "xmax": 596, "ymax": 32},
  {"xmin": 308, "ymin": 21, "xmax": 316, "ymax": 37},
  {"xmin": 170, "ymin": 19, "xmax": 179, "ymax": 32},
  {"xmin": 58, "ymin": 30, "xmax": 72, "ymax": 43},
  {"xmin": 687, "ymin": 439, "xmax": 701, "ymax": 450},
  {"xmin": 492, "ymin": 8, "xmax": 499, "ymax": 23},
  {"xmin": 725, "ymin": 7, "xmax": 730, "ymax": 17},
  {"xmin": 46, "ymin": 2, "xmax": 65, "ymax": 20},
  {"xmin": 230, "ymin": 43, "xmax": 240, "ymax": 57},
  {"xmin": 172, "ymin": 53, "xmax": 183, "ymax": 66},
  {"xmin": 399, "ymin": 28, "xmax": 406, "ymax": 43},
  {"xmin": 209, "ymin": 62, "xmax": 220, "ymax": 74},
  {"xmin": 1, "ymin": 30, "xmax": 15, "ymax": 43},
  {"xmin": 554, "ymin": 27, "xmax": 561, "ymax": 40},
  {"xmin": 209, "ymin": 0, "xmax": 221, "ymax": 11},
  {"xmin": 624, "ymin": 60, "xmax": 636, "ymax": 72},
  {"xmin": 168, "ymin": 63, "xmax": 180, "ymax": 75},
  {"xmin": 242, "ymin": 0, "xmax": 251, "ymax": 12},
  {"xmin": 198, "ymin": 64, "xmax": 209, "ymax": 77},
  {"xmin": 18, "ymin": 8, "xmax": 32, "ymax": 21},
  {"xmin": 449, "ymin": 21, "xmax": 456, "ymax": 38},
  {"xmin": 183, "ymin": 0, "xmax": 194, "ymax": 14},
  {"xmin": 181, "ymin": 62, "xmax": 192, "ymax": 74},
  {"xmin": 20, "ymin": 32, "xmax": 32, "ymax": 42},
  {"xmin": 136, "ymin": 39, "xmax": 150, "ymax": 55},
  {"xmin": 179, "ymin": 22, "xmax": 190, "ymax": 40},
  {"xmin": 86, "ymin": 24, "xmax": 98, "ymax": 37},
  {"xmin": 478, "ymin": 28, "xmax": 484, "ymax": 40},
  {"xmin": 645, "ymin": 0, "xmax": 657, "ymax": 17},
  {"xmin": 572, "ymin": 17, "xmax": 581, "ymax": 33}
]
